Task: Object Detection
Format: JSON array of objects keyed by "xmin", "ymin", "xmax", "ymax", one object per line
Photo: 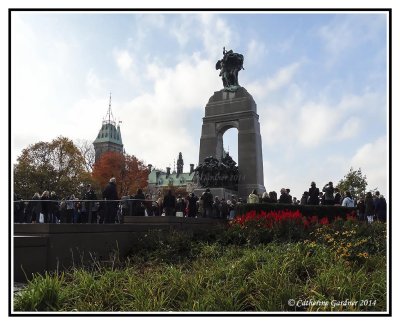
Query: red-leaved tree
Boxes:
[{"xmin": 92, "ymin": 151, "xmax": 148, "ymax": 197}]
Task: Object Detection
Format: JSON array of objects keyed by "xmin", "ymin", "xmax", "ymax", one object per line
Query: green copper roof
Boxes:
[
  {"xmin": 93, "ymin": 122, "xmax": 123, "ymax": 145},
  {"xmin": 148, "ymin": 169, "xmax": 195, "ymax": 187}
]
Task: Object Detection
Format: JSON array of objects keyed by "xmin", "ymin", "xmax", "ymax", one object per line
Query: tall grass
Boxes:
[{"xmin": 14, "ymin": 240, "xmax": 386, "ymax": 312}]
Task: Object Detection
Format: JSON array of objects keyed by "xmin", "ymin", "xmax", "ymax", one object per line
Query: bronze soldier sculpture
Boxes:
[{"xmin": 215, "ymin": 47, "xmax": 244, "ymax": 91}]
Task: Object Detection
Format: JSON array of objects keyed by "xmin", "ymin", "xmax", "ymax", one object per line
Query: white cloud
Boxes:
[
  {"xmin": 112, "ymin": 49, "xmax": 144, "ymax": 89},
  {"xmin": 198, "ymin": 14, "xmax": 235, "ymax": 59},
  {"xmin": 335, "ymin": 117, "xmax": 361, "ymax": 141},
  {"xmin": 11, "ymin": 15, "xmax": 77, "ymax": 160},
  {"xmin": 265, "ymin": 62, "xmax": 301, "ymax": 93},
  {"xmin": 297, "ymin": 102, "xmax": 340, "ymax": 147},
  {"xmin": 258, "ymin": 85, "xmax": 385, "ymax": 150},
  {"xmin": 246, "ymin": 39, "xmax": 268, "ymax": 66},
  {"xmin": 350, "ymin": 136, "xmax": 388, "ymax": 194},
  {"xmin": 102, "ymin": 53, "xmax": 221, "ymax": 170},
  {"xmin": 246, "ymin": 61, "xmax": 301, "ymax": 100},
  {"xmin": 85, "ymin": 69, "xmax": 104, "ymax": 94},
  {"xmin": 168, "ymin": 15, "xmax": 196, "ymax": 48},
  {"xmin": 114, "ymin": 49, "xmax": 134, "ymax": 74},
  {"xmin": 10, "ymin": 12, "xmax": 389, "ymax": 205}
]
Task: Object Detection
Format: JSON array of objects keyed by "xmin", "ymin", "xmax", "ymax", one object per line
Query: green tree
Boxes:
[
  {"xmin": 14, "ymin": 136, "xmax": 91, "ymax": 199},
  {"xmin": 337, "ymin": 167, "xmax": 368, "ymax": 199}
]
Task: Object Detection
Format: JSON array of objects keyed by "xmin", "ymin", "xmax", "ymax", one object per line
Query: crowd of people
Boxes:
[
  {"xmin": 14, "ymin": 184, "xmax": 102, "ymax": 224},
  {"xmin": 247, "ymin": 181, "xmax": 387, "ymax": 223},
  {"xmin": 13, "ymin": 178, "xmax": 387, "ymax": 224},
  {"xmin": 144, "ymin": 188, "xmax": 242, "ymax": 220}
]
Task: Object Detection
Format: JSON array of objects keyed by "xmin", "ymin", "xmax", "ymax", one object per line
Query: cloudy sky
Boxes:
[{"xmin": 11, "ymin": 10, "xmax": 389, "ymax": 199}]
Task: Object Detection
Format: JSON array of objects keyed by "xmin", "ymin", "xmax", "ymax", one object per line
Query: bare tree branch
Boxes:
[{"xmin": 75, "ymin": 139, "xmax": 96, "ymax": 173}]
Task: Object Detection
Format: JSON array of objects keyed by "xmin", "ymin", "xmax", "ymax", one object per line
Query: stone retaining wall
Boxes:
[{"xmin": 14, "ymin": 217, "xmax": 226, "ymax": 282}]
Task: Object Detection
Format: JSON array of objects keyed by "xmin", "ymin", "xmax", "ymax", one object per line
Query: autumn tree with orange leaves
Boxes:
[{"xmin": 92, "ymin": 151, "xmax": 148, "ymax": 197}]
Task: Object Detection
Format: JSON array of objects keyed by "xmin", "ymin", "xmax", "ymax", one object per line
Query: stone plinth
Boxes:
[{"xmin": 193, "ymin": 187, "xmax": 238, "ymax": 201}]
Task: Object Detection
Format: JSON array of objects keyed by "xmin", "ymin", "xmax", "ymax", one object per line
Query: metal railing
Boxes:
[
  {"xmin": 12, "ymin": 198, "xmax": 232, "ymax": 223},
  {"xmin": 12, "ymin": 198, "xmax": 159, "ymax": 224}
]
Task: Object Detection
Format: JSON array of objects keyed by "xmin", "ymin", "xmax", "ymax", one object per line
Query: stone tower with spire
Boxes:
[
  {"xmin": 93, "ymin": 93, "xmax": 124, "ymax": 162},
  {"xmin": 176, "ymin": 152, "xmax": 184, "ymax": 175}
]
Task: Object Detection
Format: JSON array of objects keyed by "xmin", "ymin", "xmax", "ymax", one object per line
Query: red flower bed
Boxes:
[
  {"xmin": 231, "ymin": 209, "xmax": 329, "ymax": 229},
  {"xmin": 232, "ymin": 209, "xmax": 358, "ymax": 230}
]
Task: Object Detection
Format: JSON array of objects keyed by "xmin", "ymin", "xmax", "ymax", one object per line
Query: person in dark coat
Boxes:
[
  {"xmin": 300, "ymin": 191, "xmax": 309, "ymax": 205},
  {"xmin": 102, "ymin": 177, "xmax": 119, "ymax": 223},
  {"xmin": 163, "ymin": 190, "xmax": 176, "ymax": 216},
  {"xmin": 28, "ymin": 192, "xmax": 41, "ymax": 223},
  {"xmin": 201, "ymin": 188, "xmax": 214, "ymax": 218},
  {"xmin": 133, "ymin": 188, "xmax": 145, "ymax": 216},
  {"xmin": 308, "ymin": 182, "xmax": 320, "ymax": 205},
  {"xmin": 187, "ymin": 193, "xmax": 198, "ymax": 218},
  {"xmin": 213, "ymin": 196, "xmax": 221, "ymax": 218},
  {"xmin": 357, "ymin": 198, "xmax": 366, "ymax": 221},
  {"xmin": 49, "ymin": 191, "xmax": 60, "ymax": 223},
  {"xmin": 319, "ymin": 192, "xmax": 325, "ymax": 205},
  {"xmin": 261, "ymin": 192, "xmax": 272, "ymax": 203},
  {"xmin": 365, "ymin": 192, "xmax": 375, "ymax": 224},
  {"xmin": 220, "ymin": 198, "xmax": 229, "ymax": 219},
  {"xmin": 84, "ymin": 184, "xmax": 98, "ymax": 223},
  {"xmin": 278, "ymin": 188, "xmax": 291, "ymax": 204},
  {"xmin": 144, "ymin": 194, "xmax": 154, "ymax": 217},
  {"xmin": 334, "ymin": 188, "xmax": 342, "ymax": 205},
  {"xmin": 286, "ymin": 189, "xmax": 292, "ymax": 204},
  {"xmin": 176, "ymin": 195, "xmax": 185, "ymax": 215},
  {"xmin": 14, "ymin": 193, "xmax": 24, "ymax": 223},
  {"xmin": 374, "ymin": 191, "xmax": 387, "ymax": 222},
  {"xmin": 40, "ymin": 191, "xmax": 50, "ymax": 223},
  {"xmin": 323, "ymin": 182, "xmax": 335, "ymax": 205},
  {"xmin": 269, "ymin": 191, "xmax": 278, "ymax": 203},
  {"xmin": 373, "ymin": 191, "xmax": 380, "ymax": 210}
]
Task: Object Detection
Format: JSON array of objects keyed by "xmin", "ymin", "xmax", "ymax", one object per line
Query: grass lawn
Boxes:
[{"xmin": 13, "ymin": 218, "xmax": 387, "ymax": 312}]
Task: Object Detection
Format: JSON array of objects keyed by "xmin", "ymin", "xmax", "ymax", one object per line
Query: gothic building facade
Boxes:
[{"xmin": 147, "ymin": 152, "xmax": 196, "ymax": 194}]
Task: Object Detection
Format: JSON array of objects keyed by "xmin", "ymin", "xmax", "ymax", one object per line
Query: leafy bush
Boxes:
[{"xmin": 307, "ymin": 219, "xmax": 386, "ymax": 266}]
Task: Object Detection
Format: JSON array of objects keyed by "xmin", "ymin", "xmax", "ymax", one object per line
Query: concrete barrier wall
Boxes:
[{"xmin": 14, "ymin": 217, "xmax": 226, "ymax": 282}]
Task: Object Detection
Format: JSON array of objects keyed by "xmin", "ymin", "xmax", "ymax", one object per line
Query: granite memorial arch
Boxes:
[{"xmin": 198, "ymin": 49, "xmax": 266, "ymax": 198}]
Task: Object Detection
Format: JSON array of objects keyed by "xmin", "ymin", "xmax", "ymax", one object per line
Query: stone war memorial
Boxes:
[
  {"xmin": 13, "ymin": 48, "xmax": 266, "ymax": 283},
  {"xmin": 195, "ymin": 47, "xmax": 265, "ymax": 199}
]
